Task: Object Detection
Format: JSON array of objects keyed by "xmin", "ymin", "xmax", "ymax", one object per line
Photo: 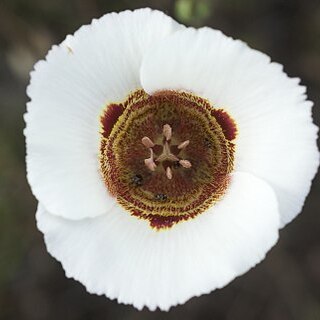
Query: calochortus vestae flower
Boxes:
[{"xmin": 25, "ymin": 8, "xmax": 319, "ymax": 311}]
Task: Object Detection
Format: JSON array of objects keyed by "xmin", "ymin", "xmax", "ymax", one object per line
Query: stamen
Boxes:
[
  {"xmin": 142, "ymin": 136, "xmax": 155, "ymax": 148},
  {"xmin": 179, "ymin": 160, "xmax": 192, "ymax": 168},
  {"xmin": 141, "ymin": 137, "xmax": 154, "ymax": 148},
  {"xmin": 143, "ymin": 125, "xmax": 192, "ymax": 175},
  {"xmin": 166, "ymin": 166, "xmax": 173, "ymax": 180},
  {"xmin": 163, "ymin": 124, "xmax": 172, "ymax": 141},
  {"xmin": 144, "ymin": 149, "xmax": 157, "ymax": 171},
  {"xmin": 178, "ymin": 140, "xmax": 190, "ymax": 149}
]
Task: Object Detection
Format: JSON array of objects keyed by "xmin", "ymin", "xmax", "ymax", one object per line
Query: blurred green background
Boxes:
[{"xmin": 0, "ymin": 0, "xmax": 319, "ymax": 319}]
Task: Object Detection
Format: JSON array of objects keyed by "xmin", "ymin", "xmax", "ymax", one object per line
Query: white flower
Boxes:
[{"xmin": 24, "ymin": 8, "xmax": 319, "ymax": 311}]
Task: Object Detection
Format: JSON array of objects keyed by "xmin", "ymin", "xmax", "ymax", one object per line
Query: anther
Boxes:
[
  {"xmin": 142, "ymin": 136, "xmax": 155, "ymax": 148},
  {"xmin": 163, "ymin": 124, "xmax": 172, "ymax": 141},
  {"xmin": 178, "ymin": 140, "xmax": 190, "ymax": 149},
  {"xmin": 179, "ymin": 160, "xmax": 192, "ymax": 168},
  {"xmin": 166, "ymin": 166, "xmax": 173, "ymax": 180},
  {"xmin": 144, "ymin": 149, "xmax": 157, "ymax": 171}
]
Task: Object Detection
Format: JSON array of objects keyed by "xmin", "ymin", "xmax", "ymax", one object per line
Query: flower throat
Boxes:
[{"xmin": 100, "ymin": 90, "xmax": 236, "ymax": 229}]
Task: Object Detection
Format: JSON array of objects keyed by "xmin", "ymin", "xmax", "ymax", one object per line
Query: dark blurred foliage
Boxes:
[{"xmin": 0, "ymin": 0, "xmax": 319, "ymax": 319}]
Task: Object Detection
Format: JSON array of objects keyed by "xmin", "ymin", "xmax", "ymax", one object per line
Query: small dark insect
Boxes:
[
  {"xmin": 132, "ymin": 174, "xmax": 143, "ymax": 186},
  {"xmin": 154, "ymin": 193, "xmax": 168, "ymax": 201},
  {"xmin": 204, "ymin": 137, "xmax": 212, "ymax": 148}
]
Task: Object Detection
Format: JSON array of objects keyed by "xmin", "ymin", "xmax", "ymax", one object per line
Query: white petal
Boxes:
[
  {"xmin": 37, "ymin": 172, "xmax": 280, "ymax": 311},
  {"xmin": 25, "ymin": 9, "xmax": 183, "ymax": 219},
  {"xmin": 140, "ymin": 27, "xmax": 319, "ymax": 227}
]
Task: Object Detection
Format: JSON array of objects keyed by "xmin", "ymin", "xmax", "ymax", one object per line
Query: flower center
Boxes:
[
  {"xmin": 142, "ymin": 124, "xmax": 192, "ymax": 180},
  {"xmin": 100, "ymin": 90, "xmax": 237, "ymax": 230}
]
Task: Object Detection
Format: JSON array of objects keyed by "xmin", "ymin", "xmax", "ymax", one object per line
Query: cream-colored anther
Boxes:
[
  {"xmin": 166, "ymin": 167, "xmax": 173, "ymax": 180},
  {"xmin": 142, "ymin": 136, "xmax": 155, "ymax": 148},
  {"xmin": 163, "ymin": 124, "xmax": 172, "ymax": 141},
  {"xmin": 178, "ymin": 140, "xmax": 190, "ymax": 149},
  {"xmin": 179, "ymin": 160, "xmax": 192, "ymax": 168},
  {"xmin": 144, "ymin": 149, "xmax": 157, "ymax": 171}
]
